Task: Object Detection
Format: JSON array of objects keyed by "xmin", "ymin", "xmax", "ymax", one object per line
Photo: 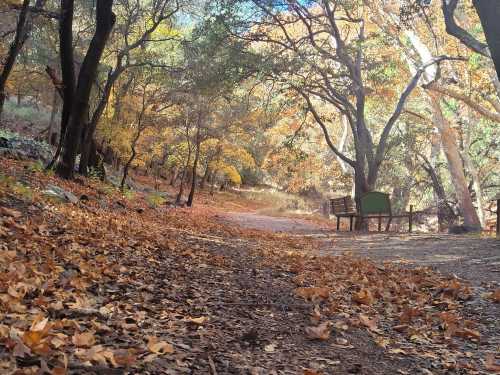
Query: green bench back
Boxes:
[{"xmin": 360, "ymin": 191, "xmax": 391, "ymax": 215}]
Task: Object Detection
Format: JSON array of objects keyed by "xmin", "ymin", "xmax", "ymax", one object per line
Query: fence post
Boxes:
[
  {"xmin": 496, "ymin": 199, "xmax": 499, "ymax": 237},
  {"xmin": 409, "ymin": 205, "xmax": 413, "ymax": 233}
]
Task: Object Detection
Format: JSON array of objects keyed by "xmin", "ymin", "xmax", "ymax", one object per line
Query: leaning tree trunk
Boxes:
[
  {"xmin": 419, "ymin": 152, "xmax": 457, "ymax": 231},
  {"xmin": 120, "ymin": 129, "xmax": 141, "ymax": 191},
  {"xmin": 56, "ymin": 0, "xmax": 115, "ymax": 179},
  {"xmin": 429, "ymin": 92, "xmax": 481, "ymax": 230},
  {"xmin": 461, "ymin": 127, "xmax": 486, "ymax": 227}
]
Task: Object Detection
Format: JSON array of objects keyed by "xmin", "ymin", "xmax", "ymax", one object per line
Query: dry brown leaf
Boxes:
[
  {"xmin": 187, "ymin": 316, "xmax": 208, "ymax": 325},
  {"xmin": 295, "ymin": 287, "xmax": 330, "ymax": 302},
  {"xmin": 113, "ymin": 348, "xmax": 137, "ymax": 367},
  {"xmin": 353, "ymin": 288, "xmax": 375, "ymax": 305},
  {"xmin": 485, "ymin": 354, "xmax": 500, "ymax": 373},
  {"xmin": 304, "ymin": 370, "xmax": 322, "ymax": 375},
  {"xmin": 489, "ymin": 289, "xmax": 500, "ymax": 303},
  {"xmin": 52, "ymin": 367, "xmax": 67, "ymax": 375},
  {"xmin": 0, "ymin": 206, "xmax": 22, "ymax": 218},
  {"xmin": 454, "ymin": 328, "xmax": 481, "ymax": 341},
  {"xmin": 23, "ymin": 330, "xmax": 44, "ymax": 348},
  {"xmin": 31, "ymin": 317, "xmax": 50, "ymax": 332},
  {"xmin": 388, "ymin": 348, "xmax": 407, "ymax": 355},
  {"xmin": 264, "ymin": 343, "xmax": 276, "ymax": 352},
  {"xmin": 72, "ymin": 331, "xmax": 96, "ymax": 348},
  {"xmin": 305, "ymin": 321, "xmax": 331, "ymax": 340},
  {"xmin": 310, "ymin": 305, "xmax": 321, "ymax": 325},
  {"xmin": 13, "ymin": 339, "xmax": 32, "ymax": 357},
  {"xmin": 147, "ymin": 336, "xmax": 174, "ymax": 354},
  {"xmin": 359, "ymin": 314, "xmax": 378, "ymax": 332}
]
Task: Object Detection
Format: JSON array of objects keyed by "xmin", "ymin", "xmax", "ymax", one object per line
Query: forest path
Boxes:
[
  {"xmin": 221, "ymin": 211, "xmax": 500, "ymax": 285},
  {"xmin": 221, "ymin": 211, "xmax": 500, "ymax": 350},
  {"xmin": 219, "ymin": 211, "xmax": 333, "ymax": 234}
]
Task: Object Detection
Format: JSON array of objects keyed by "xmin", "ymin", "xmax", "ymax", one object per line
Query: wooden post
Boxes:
[
  {"xmin": 496, "ymin": 199, "xmax": 499, "ymax": 237},
  {"xmin": 409, "ymin": 205, "xmax": 413, "ymax": 233}
]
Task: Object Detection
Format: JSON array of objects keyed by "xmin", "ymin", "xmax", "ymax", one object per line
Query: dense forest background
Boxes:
[{"xmin": 1, "ymin": 0, "xmax": 499, "ymax": 230}]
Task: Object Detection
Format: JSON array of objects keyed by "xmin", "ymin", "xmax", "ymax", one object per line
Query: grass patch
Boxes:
[{"xmin": 145, "ymin": 192, "xmax": 166, "ymax": 208}]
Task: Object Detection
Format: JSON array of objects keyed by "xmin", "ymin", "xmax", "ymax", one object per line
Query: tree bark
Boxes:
[
  {"xmin": 56, "ymin": 0, "xmax": 115, "ymax": 179},
  {"xmin": 121, "ymin": 128, "xmax": 141, "ymax": 191},
  {"xmin": 461, "ymin": 118, "xmax": 486, "ymax": 227},
  {"xmin": 419, "ymin": 152, "xmax": 457, "ymax": 231},
  {"xmin": 429, "ymin": 92, "xmax": 481, "ymax": 230},
  {"xmin": 472, "ymin": 0, "xmax": 500, "ymax": 81},
  {"xmin": 200, "ymin": 162, "xmax": 210, "ymax": 189},
  {"xmin": 47, "ymin": 88, "xmax": 59, "ymax": 143},
  {"xmin": 187, "ymin": 118, "xmax": 202, "ymax": 207},
  {"xmin": 176, "ymin": 146, "xmax": 191, "ymax": 205},
  {"xmin": 79, "ymin": 68, "xmax": 120, "ymax": 174},
  {"xmin": 47, "ymin": 0, "xmax": 76, "ymax": 169}
]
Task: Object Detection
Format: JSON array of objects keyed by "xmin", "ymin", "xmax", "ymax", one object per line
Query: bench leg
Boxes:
[
  {"xmin": 378, "ymin": 215, "xmax": 382, "ymax": 232},
  {"xmin": 385, "ymin": 217, "xmax": 392, "ymax": 232},
  {"xmin": 349, "ymin": 216, "xmax": 353, "ymax": 231},
  {"xmin": 409, "ymin": 205, "xmax": 413, "ymax": 233},
  {"xmin": 337, "ymin": 216, "xmax": 340, "ymax": 231}
]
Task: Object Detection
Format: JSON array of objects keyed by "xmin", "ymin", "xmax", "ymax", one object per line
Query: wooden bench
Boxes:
[
  {"xmin": 330, "ymin": 192, "xmax": 414, "ymax": 232},
  {"xmin": 359, "ymin": 191, "xmax": 413, "ymax": 232},
  {"xmin": 330, "ymin": 196, "xmax": 357, "ymax": 231}
]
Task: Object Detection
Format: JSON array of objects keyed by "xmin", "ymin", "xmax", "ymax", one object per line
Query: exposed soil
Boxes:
[{"xmin": 222, "ymin": 211, "xmax": 500, "ymax": 367}]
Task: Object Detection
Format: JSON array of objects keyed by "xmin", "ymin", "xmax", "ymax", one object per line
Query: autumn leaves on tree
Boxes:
[{"xmin": 0, "ymin": 0, "xmax": 498, "ymax": 226}]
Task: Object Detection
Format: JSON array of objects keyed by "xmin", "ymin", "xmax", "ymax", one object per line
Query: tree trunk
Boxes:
[
  {"xmin": 79, "ymin": 66, "xmax": 124, "ymax": 174},
  {"xmin": 169, "ymin": 167, "xmax": 178, "ymax": 186},
  {"xmin": 47, "ymin": 88, "xmax": 59, "ymax": 143},
  {"xmin": 187, "ymin": 124, "xmax": 201, "ymax": 207},
  {"xmin": 112, "ymin": 74, "xmax": 133, "ymax": 124},
  {"xmin": 461, "ymin": 121, "xmax": 486, "ymax": 227},
  {"xmin": 176, "ymin": 152, "xmax": 191, "ymax": 205},
  {"xmin": 121, "ymin": 136, "xmax": 138, "ymax": 191},
  {"xmin": 56, "ymin": 0, "xmax": 115, "ymax": 179},
  {"xmin": 200, "ymin": 163, "xmax": 210, "ymax": 189},
  {"xmin": 47, "ymin": 0, "xmax": 76, "ymax": 170},
  {"xmin": 473, "ymin": 0, "xmax": 500, "ymax": 81},
  {"xmin": 419, "ymin": 152, "xmax": 457, "ymax": 231},
  {"xmin": 429, "ymin": 92, "xmax": 481, "ymax": 230},
  {"xmin": 0, "ymin": 0, "xmax": 31, "ymax": 120}
]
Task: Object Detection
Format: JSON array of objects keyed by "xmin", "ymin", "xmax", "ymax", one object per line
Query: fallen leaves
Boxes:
[
  {"xmin": 352, "ymin": 288, "xmax": 375, "ymax": 306},
  {"xmin": 295, "ymin": 287, "xmax": 330, "ymax": 302},
  {"xmin": 305, "ymin": 321, "xmax": 331, "ymax": 340},
  {"xmin": 186, "ymin": 316, "xmax": 208, "ymax": 325},
  {"xmin": 0, "ymin": 158, "xmax": 498, "ymax": 374},
  {"xmin": 75, "ymin": 345, "xmax": 118, "ymax": 367},
  {"xmin": 72, "ymin": 331, "xmax": 96, "ymax": 348},
  {"xmin": 485, "ymin": 354, "xmax": 500, "ymax": 373},
  {"xmin": 147, "ymin": 336, "xmax": 174, "ymax": 355},
  {"xmin": 0, "ymin": 206, "xmax": 22, "ymax": 218},
  {"xmin": 487, "ymin": 288, "xmax": 500, "ymax": 303},
  {"xmin": 358, "ymin": 314, "xmax": 378, "ymax": 332}
]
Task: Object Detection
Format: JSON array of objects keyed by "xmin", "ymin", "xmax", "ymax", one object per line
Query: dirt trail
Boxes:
[
  {"xmin": 221, "ymin": 211, "xmax": 500, "ymax": 353},
  {"xmin": 219, "ymin": 211, "xmax": 332, "ymax": 234},
  {"xmin": 222, "ymin": 211, "xmax": 500, "ymax": 285}
]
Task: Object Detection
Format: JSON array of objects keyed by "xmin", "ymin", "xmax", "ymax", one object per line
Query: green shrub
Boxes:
[{"xmin": 145, "ymin": 192, "xmax": 166, "ymax": 208}]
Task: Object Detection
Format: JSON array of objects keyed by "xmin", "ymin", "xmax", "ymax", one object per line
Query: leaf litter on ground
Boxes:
[{"xmin": 0, "ymin": 158, "xmax": 498, "ymax": 374}]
